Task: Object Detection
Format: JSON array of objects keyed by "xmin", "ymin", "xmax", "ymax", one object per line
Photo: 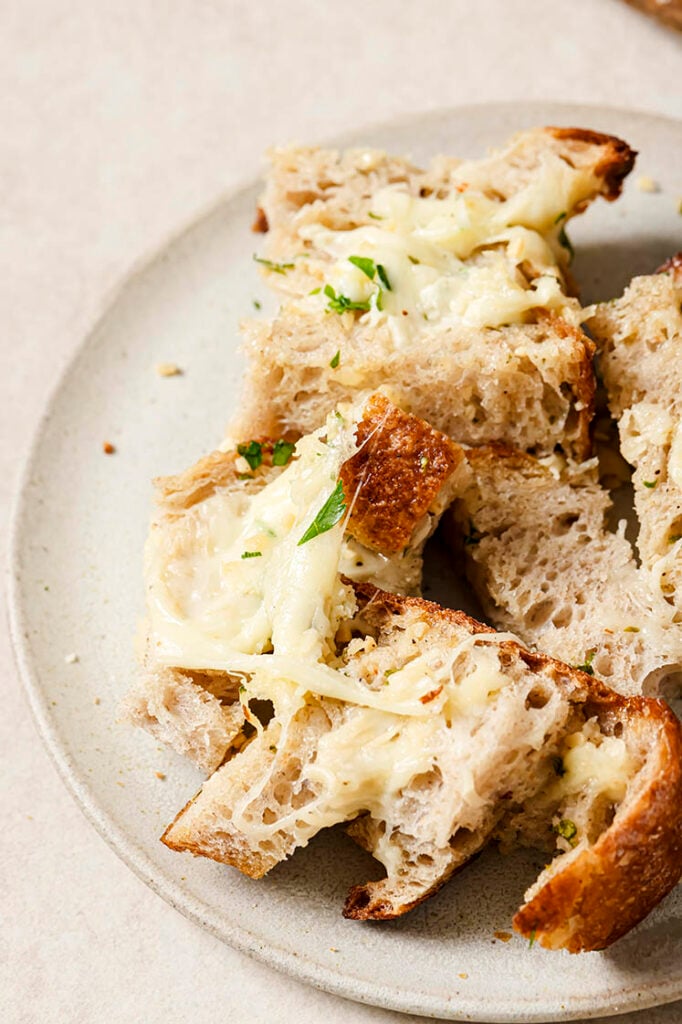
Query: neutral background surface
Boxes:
[{"xmin": 2, "ymin": 3, "xmax": 681, "ymax": 1022}]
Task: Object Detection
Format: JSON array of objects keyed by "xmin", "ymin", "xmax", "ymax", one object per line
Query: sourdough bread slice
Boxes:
[
  {"xmin": 162, "ymin": 583, "xmax": 682, "ymax": 952},
  {"xmin": 447, "ymin": 446, "xmax": 682, "ymax": 697},
  {"xmin": 123, "ymin": 394, "xmax": 469, "ymax": 771},
  {"xmin": 589, "ymin": 256, "xmax": 682, "ymax": 614},
  {"xmin": 240, "ymin": 128, "xmax": 635, "ymax": 459}
]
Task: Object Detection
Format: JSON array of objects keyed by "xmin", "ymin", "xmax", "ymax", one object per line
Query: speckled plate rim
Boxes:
[{"xmin": 8, "ymin": 101, "xmax": 682, "ymax": 1023}]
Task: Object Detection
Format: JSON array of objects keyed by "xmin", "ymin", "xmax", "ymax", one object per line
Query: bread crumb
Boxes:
[
  {"xmin": 102, "ymin": 441, "xmax": 116, "ymax": 454},
  {"xmin": 64, "ymin": 652, "xmax": 79, "ymax": 664},
  {"xmin": 156, "ymin": 362, "xmax": 182, "ymax": 377},
  {"xmin": 94, "ymin": 697, "xmax": 101, "ymax": 705},
  {"xmin": 636, "ymin": 175, "xmax": 659, "ymax": 194},
  {"xmin": 458, "ymin": 972, "xmax": 468, "ymax": 979},
  {"xmin": 116, "ymin": 781, "xmax": 125, "ymax": 788},
  {"xmin": 155, "ymin": 771, "xmax": 166, "ymax": 780},
  {"xmin": 494, "ymin": 930, "xmax": 512, "ymax": 942},
  {"xmin": 329, "ymin": 946, "xmax": 339, "ymax": 953}
]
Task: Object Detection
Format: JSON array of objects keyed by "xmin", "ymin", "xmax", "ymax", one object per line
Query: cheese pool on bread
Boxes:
[
  {"xmin": 235, "ymin": 127, "xmax": 636, "ymax": 459},
  {"xmin": 162, "ymin": 582, "xmax": 682, "ymax": 953},
  {"xmin": 123, "ymin": 393, "xmax": 469, "ymax": 771}
]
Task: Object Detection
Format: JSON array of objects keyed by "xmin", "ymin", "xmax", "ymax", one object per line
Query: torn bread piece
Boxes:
[
  {"xmin": 240, "ymin": 129, "xmax": 635, "ymax": 458},
  {"xmin": 589, "ymin": 256, "xmax": 682, "ymax": 613},
  {"xmin": 447, "ymin": 446, "xmax": 682, "ymax": 698},
  {"xmin": 161, "ymin": 584, "xmax": 682, "ymax": 952},
  {"xmin": 122, "ymin": 394, "xmax": 469, "ymax": 771}
]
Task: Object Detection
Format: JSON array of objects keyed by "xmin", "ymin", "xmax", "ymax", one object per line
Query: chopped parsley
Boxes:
[
  {"xmin": 643, "ymin": 480, "xmax": 657, "ymax": 488},
  {"xmin": 330, "ymin": 349, "xmax": 341, "ymax": 369},
  {"xmin": 558, "ymin": 226, "xmax": 574, "ymax": 263},
  {"xmin": 298, "ymin": 480, "xmax": 346, "ymax": 545},
  {"xmin": 237, "ymin": 472, "xmax": 254, "ymax": 481},
  {"xmin": 253, "ymin": 298, "xmax": 262, "ymax": 310},
  {"xmin": 528, "ymin": 930, "xmax": 537, "ymax": 949},
  {"xmin": 554, "ymin": 818, "xmax": 578, "ymax": 846},
  {"xmin": 408, "ymin": 254, "xmax": 420, "ymax": 265},
  {"xmin": 309, "ymin": 286, "xmax": 321, "ymax": 295},
  {"xmin": 237, "ymin": 440, "xmax": 263, "ymax": 471},
  {"xmin": 253, "ymin": 255, "xmax": 295, "ymax": 274},
  {"xmin": 272, "ymin": 439, "xmax": 296, "ymax": 466},
  {"xmin": 376, "ymin": 263, "xmax": 392, "ymax": 290},
  {"xmin": 323, "ymin": 284, "xmax": 371, "ymax": 315},
  {"xmin": 241, "ymin": 550, "xmax": 262, "ymax": 559},
  {"xmin": 554, "ymin": 211, "xmax": 567, "ymax": 224},
  {"xmin": 367, "ymin": 211, "xmax": 384, "ymax": 220},
  {"xmin": 463, "ymin": 520, "xmax": 482, "ymax": 546},
  {"xmin": 348, "ymin": 255, "xmax": 377, "ymax": 280},
  {"xmin": 575, "ymin": 649, "xmax": 596, "ymax": 675}
]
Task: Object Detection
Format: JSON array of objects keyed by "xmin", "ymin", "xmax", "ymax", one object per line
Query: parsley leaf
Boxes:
[
  {"xmin": 324, "ymin": 284, "xmax": 371, "ymax": 315},
  {"xmin": 253, "ymin": 255, "xmax": 295, "ymax": 274},
  {"xmin": 554, "ymin": 818, "xmax": 578, "ymax": 845},
  {"xmin": 272, "ymin": 440, "xmax": 296, "ymax": 466},
  {"xmin": 241, "ymin": 550, "xmax": 262, "ymax": 559},
  {"xmin": 643, "ymin": 480, "xmax": 657, "ymax": 488},
  {"xmin": 330, "ymin": 350, "xmax": 340, "ymax": 369},
  {"xmin": 253, "ymin": 298, "xmax": 262, "ymax": 310},
  {"xmin": 554, "ymin": 211, "xmax": 567, "ymax": 224},
  {"xmin": 298, "ymin": 480, "xmax": 346, "ymax": 545},
  {"xmin": 348, "ymin": 255, "xmax": 377, "ymax": 280},
  {"xmin": 367, "ymin": 211, "xmax": 383, "ymax": 220},
  {"xmin": 237, "ymin": 440, "xmax": 263, "ymax": 471},
  {"xmin": 376, "ymin": 263, "xmax": 392, "ymax": 290},
  {"xmin": 575, "ymin": 649, "xmax": 596, "ymax": 675},
  {"xmin": 528, "ymin": 930, "xmax": 537, "ymax": 949},
  {"xmin": 558, "ymin": 226, "xmax": 574, "ymax": 263}
]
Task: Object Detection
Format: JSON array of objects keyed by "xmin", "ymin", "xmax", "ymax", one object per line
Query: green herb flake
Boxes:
[
  {"xmin": 528, "ymin": 930, "xmax": 537, "ymax": 949},
  {"xmin": 348, "ymin": 255, "xmax": 376, "ymax": 280},
  {"xmin": 420, "ymin": 455, "xmax": 429, "ymax": 471},
  {"xmin": 558, "ymin": 226, "xmax": 574, "ymax": 263},
  {"xmin": 272, "ymin": 439, "xmax": 296, "ymax": 466},
  {"xmin": 298, "ymin": 480, "xmax": 346, "ymax": 545},
  {"xmin": 368, "ymin": 211, "xmax": 384, "ymax": 220},
  {"xmin": 241, "ymin": 550, "xmax": 262, "ymax": 559},
  {"xmin": 463, "ymin": 520, "xmax": 482, "ymax": 547},
  {"xmin": 309, "ymin": 286, "xmax": 321, "ymax": 295},
  {"xmin": 575, "ymin": 649, "xmax": 596, "ymax": 675},
  {"xmin": 643, "ymin": 480, "xmax": 657, "ymax": 488},
  {"xmin": 408, "ymin": 255, "xmax": 420, "ymax": 265},
  {"xmin": 554, "ymin": 211, "xmax": 567, "ymax": 224},
  {"xmin": 552, "ymin": 755, "xmax": 566, "ymax": 777},
  {"xmin": 238, "ymin": 684, "xmax": 246, "ymax": 695},
  {"xmin": 253, "ymin": 255, "xmax": 295, "ymax": 274},
  {"xmin": 623, "ymin": 625, "xmax": 640, "ymax": 633},
  {"xmin": 554, "ymin": 818, "xmax": 578, "ymax": 845},
  {"xmin": 237, "ymin": 440, "xmax": 263, "ymax": 471},
  {"xmin": 253, "ymin": 298, "xmax": 262, "ymax": 310},
  {"xmin": 376, "ymin": 263, "xmax": 392, "ymax": 290},
  {"xmin": 330, "ymin": 350, "xmax": 341, "ymax": 369},
  {"xmin": 323, "ymin": 284, "xmax": 371, "ymax": 315},
  {"xmin": 375, "ymin": 288, "xmax": 385, "ymax": 312},
  {"xmin": 237, "ymin": 472, "xmax": 254, "ymax": 481}
]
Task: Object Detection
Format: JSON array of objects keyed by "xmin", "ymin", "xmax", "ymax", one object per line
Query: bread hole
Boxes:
[
  {"xmin": 259, "ymin": 839, "xmax": 276, "ymax": 853},
  {"xmin": 416, "ymin": 853, "xmax": 434, "ymax": 866},
  {"xmin": 552, "ymin": 607, "xmax": 572, "ymax": 628},
  {"xmin": 525, "ymin": 598, "xmax": 555, "ymax": 627},
  {"xmin": 553, "ymin": 513, "xmax": 579, "ymax": 535},
  {"xmin": 592, "ymin": 654, "xmax": 613, "ymax": 677},
  {"xmin": 613, "ymin": 721, "xmax": 624, "ymax": 738},
  {"xmin": 248, "ymin": 698, "xmax": 275, "ymax": 727},
  {"xmin": 525, "ymin": 687, "xmax": 551, "ymax": 709},
  {"xmin": 449, "ymin": 827, "xmax": 474, "ymax": 850},
  {"xmin": 291, "ymin": 785, "xmax": 313, "ymax": 810},
  {"xmin": 262, "ymin": 808, "xmax": 277, "ymax": 825},
  {"xmin": 273, "ymin": 781, "xmax": 293, "ymax": 805}
]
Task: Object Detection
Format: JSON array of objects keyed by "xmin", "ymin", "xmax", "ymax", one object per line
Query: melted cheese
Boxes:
[
  {"xmin": 299, "ymin": 180, "xmax": 581, "ymax": 343},
  {"xmin": 560, "ymin": 729, "xmax": 633, "ymax": 803},
  {"xmin": 668, "ymin": 421, "xmax": 682, "ymax": 490}
]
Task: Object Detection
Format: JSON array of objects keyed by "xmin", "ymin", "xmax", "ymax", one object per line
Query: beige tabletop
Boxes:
[{"xmin": 2, "ymin": 2, "xmax": 682, "ymax": 1022}]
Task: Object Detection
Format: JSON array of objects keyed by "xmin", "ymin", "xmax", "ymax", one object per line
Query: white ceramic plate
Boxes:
[{"xmin": 9, "ymin": 103, "xmax": 682, "ymax": 1023}]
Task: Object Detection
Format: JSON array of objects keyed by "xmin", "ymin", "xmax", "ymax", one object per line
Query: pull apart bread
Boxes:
[
  {"xmin": 236, "ymin": 127, "xmax": 635, "ymax": 458},
  {"xmin": 123, "ymin": 393, "xmax": 469, "ymax": 772},
  {"xmin": 589, "ymin": 255, "xmax": 682, "ymax": 616},
  {"xmin": 447, "ymin": 447, "xmax": 682, "ymax": 698},
  {"xmin": 125, "ymin": 391, "xmax": 682, "ymax": 952}
]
